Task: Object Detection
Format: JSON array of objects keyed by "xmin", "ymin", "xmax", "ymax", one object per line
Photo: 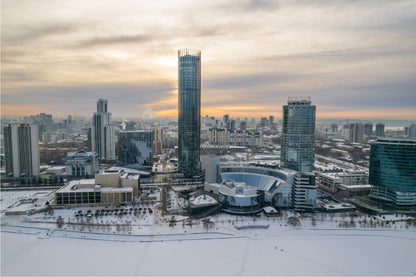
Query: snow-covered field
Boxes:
[{"xmin": 1, "ymin": 189, "xmax": 416, "ymax": 275}]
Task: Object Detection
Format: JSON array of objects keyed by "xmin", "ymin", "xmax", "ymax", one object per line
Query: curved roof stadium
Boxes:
[
  {"xmin": 218, "ymin": 165, "xmax": 297, "ymax": 212},
  {"xmin": 221, "ymin": 172, "xmax": 281, "ymax": 194}
]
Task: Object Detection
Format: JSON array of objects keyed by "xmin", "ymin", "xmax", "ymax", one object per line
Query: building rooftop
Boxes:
[
  {"xmin": 375, "ymin": 138, "xmax": 416, "ymax": 145},
  {"xmin": 107, "ymin": 166, "xmax": 150, "ymax": 176},
  {"xmin": 57, "ymin": 178, "xmax": 134, "ymax": 194}
]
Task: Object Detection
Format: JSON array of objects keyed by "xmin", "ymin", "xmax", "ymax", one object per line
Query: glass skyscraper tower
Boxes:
[
  {"xmin": 369, "ymin": 138, "xmax": 416, "ymax": 206},
  {"xmin": 281, "ymin": 97, "xmax": 316, "ymax": 173},
  {"xmin": 178, "ymin": 49, "xmax": 201, "ymax": 178}
]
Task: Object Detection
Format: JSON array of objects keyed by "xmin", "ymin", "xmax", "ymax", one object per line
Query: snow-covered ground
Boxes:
[
  {"xmin": 1, "ymin": 189, "xmax": 416, "ymax": 275},
  {"xmin": 2, "ymin": 228, "xmax": 415, "ymax": 276}
]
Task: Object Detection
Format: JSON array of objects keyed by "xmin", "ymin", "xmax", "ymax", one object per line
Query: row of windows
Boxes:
[{"xmin": 56, "ymin": 192, "xmax": 101, "ymax": 205}]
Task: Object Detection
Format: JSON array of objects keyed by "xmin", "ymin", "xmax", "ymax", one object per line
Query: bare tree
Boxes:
[{"xmin": 56, "ymin": 216, "xmax": 64, "ymax": 228}]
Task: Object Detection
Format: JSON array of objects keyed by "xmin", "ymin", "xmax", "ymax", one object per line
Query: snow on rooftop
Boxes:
[
  {"xmin": 323, "ymin": 203, "xmax": 355, "ymax": 210},
  {"xmin": 190, "ymin": 195, "xmax": 217, "ymax": 206},
  {"xmin": 107, "ymin": 166, "xmax": 150, "ymax": 176},
  {"xmin": 263, "ymin": 206, "xmax": 278, "ymax": 213}
]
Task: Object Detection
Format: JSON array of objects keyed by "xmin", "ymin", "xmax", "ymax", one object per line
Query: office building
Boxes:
[
  {"xmin": 349, "ymin": 123, "xmax": 365, "ymax": 143},
  {"xmin": 280, "ymin": 97, "xmax": 316, "ymax": 173},
  {"xmin": 55, "ymin": 168, "xmax": 140, "ymax": 206},
  {"xmin": 65, "ymin": 150, "xmax": 98, "ymax": 177},
  {"xmin": 260, "ymin": 117, "xmax": 268, "ymax": 127},
  {"xmin": 240, "ymin": 121, "xmax": 247, "ymax": 131},
  {"xmin": 405, "ymin": 124, "xmax": 416, "ymax": 138},
  {"xmin": 178, "ymin": 48, "xmax": 201, "ymax": 177},
  {"xmin": 201, "ymin": 154, "xmax": 220, "ymax": 183},
  {"xmin": 209, "ymin": 128, "xmax": 263, "ymax": 147},
  {"xmin": 316, "ymin": 170, "xmax": 371, "ymax": 197},
  {"xmin": 153, "ymin": 129, "xmax": 163, "ymax": 158},
  {"xmin": 118, "ymin": 131, "xmax": 153, "ymax": 167},
  {"xmin": 375, "ymin": 123, "xmax": 385, "ymax": 137},
  {"xmin": 269, "ymin": 115, "xmax": 275, "ymax": 126},
  {"xmin": 292, "ymin": 173, "xmax": 317, "ymax": 211},
  {"xmin": 223, "ymin": 114, "xmax": 229, "ymax": 125},
  {"xmin": 92, "ymin": 99, "xmax": 115, "ymax": 160},
  {"xmin": 364, "ymin": 123, "xmax": 373, "ymax": 136},
  {"xmin": 4, "ymin": 123, "xmax": 40, "ymax": 177},
  {"xmin": 369, "ymin": 138, "xmax": 416, "ymax": 206},
  {"xmin": 123, "ymin": 122, "xmax": 136, "ymax": 131}
]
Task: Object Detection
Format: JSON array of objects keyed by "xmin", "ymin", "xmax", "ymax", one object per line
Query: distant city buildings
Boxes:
[
  {"xmin": 92, "ymin": 99, "xmax": 115, "ymax": 160},
  {"xmin": 375, "ymin": 123, "xmax": 385, "ymax": 137},
  {"xmin": 4, "ymin": 123, "xmax": 40, "ymax": 177},
  {"xmin": 280, "ymin": 97, "xmax": 316, "ymax": 173},
  {"xmin": 260, "ymin": 117, "xmax": 268, "ymax": 127},
  {"xmin": 348, "ymin": 123, "xmax": 365, "ymax": 143},
  {"xmin": 123, "ymin": 122, "xmax": 136, "ymax": 131},
  {"xmin": 369, "ymin": 138, "xmax": 416, "ymax": 206},
  {"xmin": 178, "ymin": 48, "xmax": 201, "ymax": 177},
  {"xmin": 118, "ymin": 131, "xmax": 153, "ymax": 167},
  {"xmin": 364, "ymin": 122, "xmax": 373, "ymax": 137},
  {"xmin": 404, "ymin": 124, "xmax": 416, "ymax": 138},
  {"xmin": 209, "ymin": 128, "xmax": 263, "ymax": 147},
  {"xmin": 153, "ymin": 129, "xmax": 163, "ymax": 158}
]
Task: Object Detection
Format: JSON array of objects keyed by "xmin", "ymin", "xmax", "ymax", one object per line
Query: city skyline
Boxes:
[{"xmin": 2, "ymin": 0, "xmax": 416, "ymax": 119}]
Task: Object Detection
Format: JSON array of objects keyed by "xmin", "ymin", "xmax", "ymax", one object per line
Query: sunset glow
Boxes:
[{"xmin": 2, "ymin": 0, "xmax": 416, "ymax": 119}]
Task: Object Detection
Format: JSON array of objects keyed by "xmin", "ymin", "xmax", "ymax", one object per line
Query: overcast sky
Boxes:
[{"xmin": 2, "ymin": 0, "xmax": 416, "ymax": 119}]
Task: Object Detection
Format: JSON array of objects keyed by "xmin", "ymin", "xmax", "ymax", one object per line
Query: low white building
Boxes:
[
  {"xmin": 55, "ymin": 169, "xmax": 140, "ymax": 206},
  {"xmin": 316, "ymin": 170, "xmax": 371, "ymax": 196}
]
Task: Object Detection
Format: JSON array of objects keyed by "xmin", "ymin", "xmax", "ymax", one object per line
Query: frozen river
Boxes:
[{"xmin": 2, "ymin": 227, "xmax": 415, "ymax": 276}]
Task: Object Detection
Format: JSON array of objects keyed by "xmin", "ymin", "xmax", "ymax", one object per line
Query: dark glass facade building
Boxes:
[
  {"xmin": 369, "ymin": 138, "xmax": 416, "ymax": 206},
  {"xmin": 118, "ymin": 131, "xmax": 153, "ymax": 167},
  {"xmin": 178, "ymin": 49, "xmax": 201, "ymax": 177},
  {"xmin": 281, "ymin": 97, "xmax": 316, "ymax": 173}
]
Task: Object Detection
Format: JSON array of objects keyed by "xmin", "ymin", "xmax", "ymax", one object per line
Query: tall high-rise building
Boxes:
[
  {"xmin": 281, "ymin": 97, "xmax": 316, "ymax": 173},
  {"xmin": 230, "ymin": 120, "xmax": 236, "ymax": 131},
  {"xmin": 269, "ymin": 115, "xmax": 275, "ymax": 126},
  {"xmin": 4, "ymin": 123, "xmax": 40, "ymax": 177},
  {"xmin": 178, "ymin": 48, "xmax": 201, "ymax": 178},
  {"xmin": 223, "ymin": 114, "xmax": 230, "ymax": 125},
  {"xmin": 153, "ymin": 129, "xmax": 163, "ymax": 158},
  {"xmin": 240, "ymin": 121, "xmax": 247, "ymax": 130},
  {"xmin": 260, "ymin": 117, "xmax": 268, "ymax": 127},
  {"xmin": 118, "ymin": 131, "xmax": 153, "ymax": 166},
  {"xmin": 405, "ymin": 124, "xmax": 416, "ymax": 138},
  {"xmin": 92, "ymin": 99, "xmax": 115, "ymax": 160},
  {"xmin": 375, "ymin": 123, "xmax": 385, "ymax": 137},
  {"xmin": 349, "ymin": 123, "xmax": 365, "ymax": 143},
  {"xmin": 369, "ymin": 138, "xmax": 416, "ymax": 206},
  {"xmin": 331, "ymin": 123, "xmax": 338, "ymax": 132},
  {"xmin": 364, "ymin": 122, "xmax": 373, "ymax": 136}
]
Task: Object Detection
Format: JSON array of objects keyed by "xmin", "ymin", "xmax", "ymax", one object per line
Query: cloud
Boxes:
[
  {"xmin": 74, "ymin": 34, "xmax": 151, "ymax": 48},
  {"xmin": 1, "ymin": 0, "xmax": 416, "ymax": 119},
  {"xmin": 3, "ymin": 23, "xmax": 79, "ymax": 44},
  {"xmin": 2, "ymin": 82, "xmax": 174, "ymax": 115}
]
